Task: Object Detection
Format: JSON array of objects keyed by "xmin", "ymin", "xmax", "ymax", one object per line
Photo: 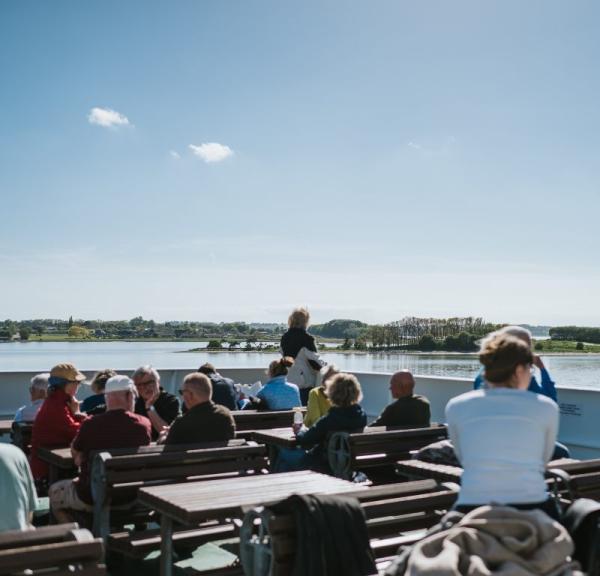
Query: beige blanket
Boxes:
[{"xmin": 405, "ymin": 506, "xmax": 582, "ymax": 576}]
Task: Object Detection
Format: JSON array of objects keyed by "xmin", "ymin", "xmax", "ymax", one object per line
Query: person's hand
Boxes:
[
  {"xmin": 157, "ymin": 426, "xmax": 169, "ymax": 444},
  {"xmin": 292, "ymin": 423, "xmax": 303, "ymax": 435},
  {"xmin": 533, "ymin": 355, "xmax": 545, "ymax": 370},
  {"xmin": 66, "ymin": 396, "xmax": 80, "ymax": 415},
  {"xmin": 145, "ymin": 391, "xmax": 160, "ymax": 411}
]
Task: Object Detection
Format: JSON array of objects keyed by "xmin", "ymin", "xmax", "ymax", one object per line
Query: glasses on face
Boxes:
[
  {"xmin": 178, "ymin": 389, "xmax": 189, "ymax": 396},
  {"xmin": 137, "ymin": 379, "xmax": 156, "ymax": 387}
]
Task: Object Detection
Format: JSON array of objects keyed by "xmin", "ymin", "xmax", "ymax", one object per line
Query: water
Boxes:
[{"xmin": 1, "ymin": 341, "xmax": 599, "ymax": 389}]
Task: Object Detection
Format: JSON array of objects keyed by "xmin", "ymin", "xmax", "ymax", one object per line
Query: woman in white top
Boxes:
[{"xmin": 445, "ymin": 332, "xmax": 560, "ymax": 519}]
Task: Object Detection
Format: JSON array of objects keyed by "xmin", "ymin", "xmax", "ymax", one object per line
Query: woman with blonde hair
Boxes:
[
  {"xmin": 446, "ymin": 333, "xmax": 560, "ymax": 518},
  {"xmin": 303, "ymin": 364, "xmax": 338, "ymax": 427}
]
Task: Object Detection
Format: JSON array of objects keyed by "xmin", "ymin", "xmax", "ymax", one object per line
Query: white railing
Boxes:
[{"xmin": 1, "ymin": 368, "xmax": 598, "ymax": 458}]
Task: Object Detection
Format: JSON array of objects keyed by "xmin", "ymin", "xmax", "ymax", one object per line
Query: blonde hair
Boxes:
[
  {"xmin": 326, "ymin": 373, "xmax": 362, "ymax": 407},
  {"xmin": 288, "ymin": 307, "xmax": 310, "ymax": 329},
  {"xmin": 479, "ymin": 334, "xmax": 533, "ymax": 386},
  {"xmin": 319, "ymin": 364, "xmax": 340, "ymax": 390}
]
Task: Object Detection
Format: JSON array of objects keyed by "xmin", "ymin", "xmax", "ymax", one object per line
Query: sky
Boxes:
[{"xmin": 1, "ymin": 1, "xmax": 600, "ymax": 326}]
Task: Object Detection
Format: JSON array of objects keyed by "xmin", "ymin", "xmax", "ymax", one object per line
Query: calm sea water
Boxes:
[{"xmin": 1, "ymin": 341, "xmax": 599, "ymax": 389}]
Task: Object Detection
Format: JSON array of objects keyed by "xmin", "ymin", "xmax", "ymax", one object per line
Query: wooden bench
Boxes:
[
  {"xmin": 10, "ymin": 421, "xmax": 33, "ymax": 454},
  {"xmin": 547, "ymin": 458, "xmax": 600, "ymax": 503},
  {"xmin": 231, "ymin": 409, "xmax": 304, "ymax": 432},
  {"xmin": 88, "ymin": 440, "xmax": 268, "ymax": 541},
  {"xmin": 327, "ymin": 425, "xmax": 448, "ymax": 480},
  {"xmin": 0, "ymin": 523, "xmax": 105, "ymax": 575},
  {"xmin": 239, "ymin": 479, "xmax": 458, "ymax": 576}
]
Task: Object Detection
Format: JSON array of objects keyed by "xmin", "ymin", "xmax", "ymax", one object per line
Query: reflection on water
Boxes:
[{"xmin": 0, "ymin": 341, "xmax": 599, "ymax": 389}]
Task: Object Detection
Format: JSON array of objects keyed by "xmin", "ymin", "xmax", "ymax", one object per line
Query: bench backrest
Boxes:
[
  {"xmin": 328, "ymin": 425, "xmax": 448, "ymax": 479},
  {"xmin": 90, "ymin": 440, "xmax": 268, "ymax": 539},
  {"xmin": 240, "ymin": 481, "xmax": 458, "ymax": 576},
  {"xmin": 10, "ymin": 421, "xmax": 33, "ymax": 454},
  {"xmin": 0, "ymin": 524, "xmax": 105, "ymax": 575},
  {"xmin": 232, "ymin": 410, "xmax": 300, "ymax": 431}
]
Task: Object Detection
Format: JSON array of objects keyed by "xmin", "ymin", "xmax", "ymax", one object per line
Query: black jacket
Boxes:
[
  {"xmin": 209, "ymin": 373, "xmax": 238, "ymax": 411},
  {"xmin": 165, "ymin": 400, "xmax": 235, "ymax": 445},
  {"xmin": 280, "ymin": 328, "xmax": 317, "ymax": 358},
  {"xmin": 135, "ymin": 389, "xmax": 181, "ymax": 440},
  {"xmin": 369, "ymin": 394, "xmax": 430, "ymax": 429}
]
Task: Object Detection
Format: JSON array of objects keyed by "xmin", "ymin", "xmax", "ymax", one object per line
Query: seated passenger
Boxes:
[
  {"xmin": 473, "ymin": 325, "xmax": 557, "ymax": 402},
  {"xmin": 14, "ymin": 372, "xmax": 49, "ymax": 422},
  {"xmin": 369, "ymin": 370, "xmax": 430, "ymax": 428},
  {"xmin": 80, "ymin": 368, "xmax": 116, "ymax": 415},
  {"xmin": 0, "ymin": 444, "xmax": 38, "ymax": 532},
  {"xmin": 163, "ymin": 372, "xmax": 236, "ymax": 445},
  {"xmin": 446, "ymin": 333, "xmax": 560, "ymax": 519},
  {"xmin": 30, "ymin": 363, "xmax": 88, "ymax": 486},
  {"xmin": 255, "ymin": 357, "xmax": 301, "ymax": 410},
  {"xmin": 279, "ymin": 373, "xmax": 366, "ymax": 473},
  {"xmin": 197, "ymin": 363, "xmax": 238, "ymax": 411},
  {"xmin": 132, "ymin": 365, "xmax": 180, "ymax": 440},
  {"xmin": 49, "ymin": 376, "xmax": 151, "ymax": 522},
  {"xmin": 303, "ymin": 365, "xmax": 338, "ymax": 427}
]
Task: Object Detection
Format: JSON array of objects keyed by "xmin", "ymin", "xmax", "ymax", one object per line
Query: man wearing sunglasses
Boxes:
[{"xmin": 132, "ymin": 366, "xmax": 180, "ymax": 440}]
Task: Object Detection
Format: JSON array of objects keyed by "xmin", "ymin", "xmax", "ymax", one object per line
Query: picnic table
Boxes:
[
  {"xmin": 37, "ymin": 447, "xmax": 77, "ymax": 484},
  {"xmin": 138, "ymin": 470, "xmax": 366, "ymax": 576},
  {"xmin": 0, "ymin": 420, "xmax": 12, "ymax": 437}
]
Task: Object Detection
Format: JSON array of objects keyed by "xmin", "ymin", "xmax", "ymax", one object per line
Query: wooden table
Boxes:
[
  {"xmin": 0, "ymin": 420, "xmax": 12, "ymax": 437},
  {"xmin": 252, "ymin": 428, "xmax": 300, "ymax": 468},
  {"xmin": 138, "ymin": 470, "xmax": 366, "ymax": 576},
  {"xmin": 37, "ymin": 447, "xmax": 76, "ymax": 484}
]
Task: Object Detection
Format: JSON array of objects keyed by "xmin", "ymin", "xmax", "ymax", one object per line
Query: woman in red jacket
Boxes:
[{"xmin": 30, "ymin": 363, "xmax": 88, "ymax": 488}]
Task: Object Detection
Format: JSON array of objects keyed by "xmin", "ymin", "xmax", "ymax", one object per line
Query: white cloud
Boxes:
[
  {"xmin": 189, "ymin": 142, "xmax": 234, "ymax": 163},
  {"xmin": 169, "ymin": 150, "xmax": 181, "ymax": 160},
  {"xmin": 407, "ymin": 141, "xmax": 422, "ymax": 150},
  {"xmin": 88, "ymin": 107, "xmax": 131, "ymax": 128}
]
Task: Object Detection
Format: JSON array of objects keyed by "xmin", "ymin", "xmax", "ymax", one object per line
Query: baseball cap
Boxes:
[
  {"xmin": 50, "ymin": 363, "xmax": 86, "ymax": 382},
  {"xmin": 105, "ymin": 375, "xmax": 137, "ymax": 394}
]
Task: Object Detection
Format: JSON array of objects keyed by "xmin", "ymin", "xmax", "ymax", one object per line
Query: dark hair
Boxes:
[
  {"xmin": 269, "ymin": 357, "xmax": 294, "ymax": 378},
  {"xmin": 479, "ymin": 334, "xmax": 533, "ymax": 385},
  {"xmin": 91, "ymin": 369, "xmax": 117, "ymax": 392},
  {"xmin": 198, "ymin": 363, "xmax": 216, "ymax": 375}
]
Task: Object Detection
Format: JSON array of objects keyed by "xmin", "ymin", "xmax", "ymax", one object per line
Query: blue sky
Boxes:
[{"xmin": 1, "ymin": 1, "xmax": 600, "ymax": 325}]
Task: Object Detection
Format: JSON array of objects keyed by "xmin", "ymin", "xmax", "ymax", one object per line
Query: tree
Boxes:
[
  {"xmin": 418, "ymin": 334, "xmax": 437, "ymax": 351},
  {"xmin": 576, "ymin": 341, "xmax": 584, "ymax": 351},
  {"xmin": 207, "ymin": 339, "xmax": 222, "ymax": 349},
  {"xmin": 19, "ymin": 328, "xmax": 30, "ymax": 340},
  {"xmin": 68, "ymin": 316, "xmax": 74, "ymax": 328},
  {"xmin": 68, "ymin": 325, "xmax": 90, "ymax": 339}
]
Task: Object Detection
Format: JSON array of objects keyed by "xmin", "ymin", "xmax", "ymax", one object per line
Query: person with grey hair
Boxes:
[
  {"xmin": 162, "ymin": 372, "xmax": 235, "ymax": 446},
  {"xmin": 473, "ymin": 326, "xmax": 557, "ymax": 402},
  {"xmin": 132, "ymin": 365, "xmax": 180, "ymax": 440},
  {"xmin": 14, "ymin": 373, "xmax": 49, "ymax": 422}
]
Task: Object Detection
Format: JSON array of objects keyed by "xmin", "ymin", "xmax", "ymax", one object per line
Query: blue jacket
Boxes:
[
  {"xmin": 473, "ymin": 368, "xmax": 557, "ymax": 402},
  {"xmin": 256, "ymin": 376, "xmax": 301, "ymax": 410}
]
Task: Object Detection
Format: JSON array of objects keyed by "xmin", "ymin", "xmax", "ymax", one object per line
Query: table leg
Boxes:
[{"xmin": 160, "ymin": 515, "xmax": 173, "ymax": 576}]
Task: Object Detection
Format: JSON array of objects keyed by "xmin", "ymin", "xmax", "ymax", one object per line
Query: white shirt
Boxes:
[
  {"xmin": 445, "ymin": 388, "xmax": 558, "ymax": 506},
  {"xmin": 14, "ymin": 399, "xmax": 45, "ymax": 423}
]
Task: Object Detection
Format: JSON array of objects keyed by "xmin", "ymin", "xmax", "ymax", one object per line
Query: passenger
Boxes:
[
  {"xmin": 280, "ymin": 307, "xmax": 321, "ymax": 405},
  {"xmin": 197, "ymin": 363, "xmax": 238, "ymax": 411},
  {"xmin": 303, "ymin": 364, "xmax": 338, "ymax": 427},
  {"xmin": 255, "ymin": 357, "xmax": 301, "ymax": 410},
  {"xmin": 49, "ymin": 375, "xmax": 151, "ymax": 523},
  {"xmin": 369, "ymin": 370, "xmax": 430, "ymax": 428},
  {"xmin": 80, "ymin": 368, "xmax": 116, "ymax": 415},
  {"xmin": 446, "ymin": 333, "xmax": 560, "ymax": 519},
  {"xmin": 14, "ymin": 372, "xmax": 49, "ymax": 422},
  {"xmin": 277, "ymin": 373, "xmax": 367, "ymax": 473},
  {"xmin": 473, "ymin": 325, "xmax": 557, "ymax": 402},
  {"xmin": 162, "ymin": 373, "xmax": 235, "ymax": 445},
  {"xmin": 30, "ymin": 363, "xmax": 88, "ymax": 486},
  {"xmin": 132, "ymin": 365, "xmax": 180, "ymax": 440},
  {"xmin": 0, "ymin": 443, "xmax": 38, "ymax": 532}
]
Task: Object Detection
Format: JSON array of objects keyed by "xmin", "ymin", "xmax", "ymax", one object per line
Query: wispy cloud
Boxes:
[
  {"xmin": 88, "ymin": 107, "xmax": 131, "ymax": 128},
  {"xmin": 407, "ymin": 141, "xmax": 422, "ymax": 150},
  {"xmin": 169, "ymin": 150, "xmax": 181, "ymax": 160},
  {"xmin": 189, "ymin": 142, "xmax": 234, "ymax": 163}
]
